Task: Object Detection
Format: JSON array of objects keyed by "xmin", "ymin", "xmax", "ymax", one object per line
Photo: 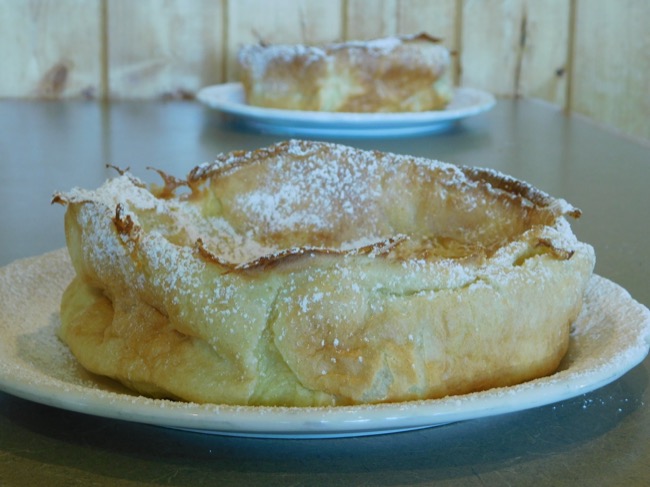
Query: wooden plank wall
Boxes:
[{"xmin": 0, "ymin": 0, "xmax": 647, "ymax": 143}]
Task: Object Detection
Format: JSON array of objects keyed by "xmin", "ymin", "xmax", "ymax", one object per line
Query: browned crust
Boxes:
[
  {"xmin": 462, "ymin": 166, "xmax": 582, "ymax": 218},
  {"xmin": 58, "ymin": 141, "xmax": 583, "ymax": 273},
  {"xmin": 196, "ymin": 235, "xmax": 409, "ymax": 273},
  {"xmin": 188, "ymin": 142, "xmax": 582, "ymax": 218},
  {"xmin": 55, "ymin": 141, "xmax": 596, "ymax": 406},
  {"xmin": 253, "ymin": 32, "xmax": 444, "ymax": 52}
]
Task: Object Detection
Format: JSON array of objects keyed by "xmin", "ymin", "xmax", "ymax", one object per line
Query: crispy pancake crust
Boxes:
[{"xmin": 54, "ymin": 140, "xmax": 595, "ymax": 406}]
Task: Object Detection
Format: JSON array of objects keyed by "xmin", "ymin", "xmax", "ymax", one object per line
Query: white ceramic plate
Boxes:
[
  {"xmin": 1, "ymin": 250, "xmax": 648, "ymax": 439},
  {"xmin": 196, "ymin": 83, "xmax": 496, "ymax": 137}
]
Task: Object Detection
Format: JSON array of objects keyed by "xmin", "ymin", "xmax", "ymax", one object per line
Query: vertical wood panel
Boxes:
[
  {"xmin": 395, "ymin": 0, "xmax": 457, "ymax": 41},
  {"xmin": 107, "ymin": 0, "xmax": 224, "ymax": 99},
  {"xmin": 346, "ymin": 0, "xmax": 457, "ymax": 40},
  {"xmin": 0, "ymin": 0, "xmax": 647, "ymax": 145},
  {"xmin": 0, "ymin": 0, "xmax": 102, "ymax": 98},
  {"xmin": 345, "ymin": 0, "xmax": 397, "ymax": 39},
  {"xmin": 518, "ymin": 0, "xmax": 570, "ymax": 105},
  {"xmin": 395, "ymin": 0, "xmax": 459, "ymax": 84},
  {"xmin": 225, "ymin": 0, "xmax": 343, "ymax": 80},
  {"xmin": 571, "ymin": 0, "xmax": 650, "ymax": 142},
  {"xmin": 461, "ymin": 0, "xmax": 523, "ymax": 95},
  {"xmin": 461, "ymin": 0, "xmax": 569, "ymax": 106},
  {"xmin": 345, "ymin": 0, "xmax": 459, "ymax": 82}
]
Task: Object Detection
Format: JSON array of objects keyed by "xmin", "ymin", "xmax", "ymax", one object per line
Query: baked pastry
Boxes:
[
  {"xmin": 237, "ymin": 33, "xmax": 452, "ymax": 112},
  {"xmin": 53, "ymin": 140, "xmax": 595, "ymax": 407}
]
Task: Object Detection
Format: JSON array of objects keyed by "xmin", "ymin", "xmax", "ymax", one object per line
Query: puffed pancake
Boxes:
[
  {"xmin": 53, "ymin": 140, "xmax": 595, "ymax": 407},
  {"xmin": 237, "ymin": 33, "xmax": 452, "ymax": 112}
]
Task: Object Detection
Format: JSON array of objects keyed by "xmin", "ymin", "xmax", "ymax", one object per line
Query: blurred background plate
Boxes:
[{"xmin": 197, "ymin": 83, "xmax": 496, "ymax": 137}]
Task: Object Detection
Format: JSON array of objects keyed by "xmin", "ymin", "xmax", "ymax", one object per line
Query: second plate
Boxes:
[{"xmin": 197, "ymin": 83, "xmax": 496, "ymax": 137}]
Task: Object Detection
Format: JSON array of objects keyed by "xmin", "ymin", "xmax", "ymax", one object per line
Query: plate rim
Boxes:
[
  {"xmin": 1, "ymin": 250, "xmax": 649, "ymax": 439},
  {"xmin": 196, "ymin": 82, "xmax": 496, "ymax": 136}
]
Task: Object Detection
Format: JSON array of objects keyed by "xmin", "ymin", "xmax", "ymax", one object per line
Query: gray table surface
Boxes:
[{"xmin": 0, "ymin": 98, "xmax": 648, "ymax": 486}]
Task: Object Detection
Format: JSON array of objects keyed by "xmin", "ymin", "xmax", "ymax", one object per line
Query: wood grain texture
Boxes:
[
  {"xmin": 571, "ymin": 0, "xmax": 650, "ymax": 142},
  {"xmin": 460, "ymin": 0, "xmax": 523, "ymax": 96},
  {"xmin": 345, "ymin": 0, "xmax": 397, "ymax": 39},
  {"xmin": 397, "ymin": 0, "xmax": 458, "ymax": 83},
  {"xmin": 346, "ymin": 0, "xmax": 459, "ymax": 82},
  {"xmin": 107, "ymin": 0, "xmax": 224, "ymax": 99},
  {"xmin": 346, "ymin": 0, "xmax": 456, "ymax": 40},
  {"xmin": 0, "ymin": 0, "xmax": 647, "ymax": 144},
  {"xmin": 0, "ymin": 0, "xmax": 102, "ymax": 98},
  {"xmin": 225, "ymin": 0, "xmax": 343, "ymax": 80},
  {"xmin": 517, "ymin": 0, "xmax": 570, "ymax": 106},
  {"xmin": 460, "ymin": 0, "xmax": 570, "ymax": 106}
]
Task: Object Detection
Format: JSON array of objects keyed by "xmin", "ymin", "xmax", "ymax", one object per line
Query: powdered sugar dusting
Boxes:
[
  {"xmin": 238, "ymin": 43, "xmax": 326, "ymax": 80},
  {"xmin": 238, "ymin": 34, "xmax": 450, "ymax": 89},
  {"xmin": 44, "ymin": 140, "xmax": 602, "ymax": 410},
  {"xmin": 49, "ymin": 140, "xmax": 597, "ymax": 336},
  {"xmin": 1, "ymin": 251, "xmax": 647, "ymax": 437},
  {"xmin": 227, "ymin": 140, "xmax": 391, "ymax": 238}
]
